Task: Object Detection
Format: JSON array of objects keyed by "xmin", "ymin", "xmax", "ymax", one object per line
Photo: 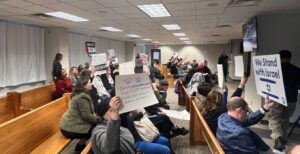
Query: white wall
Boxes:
[
  {"xmin": 245, "ymin": 14, "xmax": 300, "ymax": 122},
  {"xmin": 0, "ymin": 81, "xmax": 45, "ymax": 96},
  {"xmin": 228, "ymin": 39, "xmax": 243, "ymax": 80},
  {"xmin": 146, "ymin": 44, "xmax": 227, "ymax": 71}
]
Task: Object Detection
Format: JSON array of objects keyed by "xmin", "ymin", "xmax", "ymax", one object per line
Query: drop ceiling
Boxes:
[{"xmin": 0, "ymin": 0, "xmax": 299, "ymax": 45}]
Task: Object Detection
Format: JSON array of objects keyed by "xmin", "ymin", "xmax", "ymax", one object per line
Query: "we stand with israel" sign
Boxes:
[{"xmin": 252, "ymin": 54, "xmax": 287, "ymax": 106}]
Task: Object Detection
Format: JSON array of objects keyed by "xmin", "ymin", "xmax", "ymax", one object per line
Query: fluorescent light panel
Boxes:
[
  {"xmin": 162, "ymin": 24, "xmax": 181, "ymax": 30},
  {"xmin": 173, "ymin": 33, "xmax": 186, "ymax": 37},
  {"xmin": 153, "ymin": 41, "xmax": 160, "ymax": 43},
  {"xmin": 100, "ymin": 27, "xmax": 123, "ymax": 32},
  {"xmin": 143, "ymin": 38, "xmax": 152, "ymax": 41},
  {"xmin": 179, "ymin": 38, "xmax": 189, "ymax": 40},
  {"xmin": 127, "ymin": 34, "xmax": 141, "ymax": 38},
  {"xmin": 45, "ymin": 11, "xmax": 88, "ymax": 22},
  {"xmin": 137, "ymin": 4, "xmax": 171, "ymax": 17}
]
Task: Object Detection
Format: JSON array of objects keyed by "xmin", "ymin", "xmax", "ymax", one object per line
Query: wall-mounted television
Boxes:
[{"xmin": 243, "ymin": 16, "xmax": 257, "ymax": 52}]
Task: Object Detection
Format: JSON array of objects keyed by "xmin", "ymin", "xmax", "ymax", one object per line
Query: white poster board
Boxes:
[
  {"xmin": 92, "ymin": 53, "xmax": 107, "ymax": 66},
  {"xmin": 115, "ymin": 73, "xmax": 158, "ymax": 113},
  {"xmin": 234, "ymin": 55, "xmax": 244, "ymax": 77},
  {"xmin": 217, "ymin": 64, "xmax": 224, "ymax": 88},
  {"xmin": 252, "ymin": 54, "xmax": 287, "ymax": 106},
  {"xmin": 140, "ymin": 53, "xmax": 148, "ymax": 64},
  {"xmin": 108, "ymin": 49, "xmax": 115, "ymax": 58},
  {"xmin": 119, "ymin": 61, "xmax": 135, "ymax": 75}
]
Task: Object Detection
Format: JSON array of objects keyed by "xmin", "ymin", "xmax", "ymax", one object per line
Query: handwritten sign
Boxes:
[
  {"xmin": 252, "ymin": 54, "xmax": 287, "ymax": 106},
  {"xmin": 234, "ymin": 55, "xmax": 244, "ymax": 77},
  {"xmin": 115, "ymin": 73, "xmax": 158, "ymax": 113},
  {"xmin": 217, "ymin": 64, "xmax": 224, "ymax": 88},
  {"xmin": 108, "ymin": 49, "xmax": 115, "ymax": 58},
  {"xmin": 92, "ymin": 53, "xmax": 107, "ymax": 66},
  {"xmin": 119, "ymin": 61, "xmax": 135, "ymax": 75}
]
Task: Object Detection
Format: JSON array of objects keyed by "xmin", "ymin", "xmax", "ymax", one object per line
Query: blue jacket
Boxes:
[{"xmin": 216, "ymin": 110, "xmax": 270, "ymax": 154}]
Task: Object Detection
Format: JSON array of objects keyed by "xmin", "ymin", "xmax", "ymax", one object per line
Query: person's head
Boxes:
[
  {"xmin": 197, "ymin": 83, "xmax": 212, "ymax": 97},
  {"xmin": 78, "ymin": 64, "xmax": 84, "ymax": 74},
  {"xmin": 204, "ymin": 60, "xmax": 208, "ymax": 66},
  {"xmin": 222, "ymin": 51, "xmax": 226, "ymax": 56},
  {"xmin": 54, "ymin": 53, "xmax": 63, "ymax": 63},
  {"xmin": 79, "ymin": 69, "xmax": 92, "ymax": 79},
  {"xmin": 96, "ymin": 97, "xmax": 111, "ymax": 120},
  {"xmin": 61, "ymin": 68, "xmax": 67, "ymax": 78},
  {"xmin": 73, "ymin": 76, "xmax": 92, "ymax": 96},
  {"xmin": 193, "ymin": 59, "xmax": 196, "ymax": 64},
  {"xmin": 114, "ymin": 63, "xmax": 119, "ymax": 69},
  {"xmin": 202, "ymin": 91, "xmax": 223, "ymax": 114},
  {"xmin": 157, "ymin": 79, "xmax": 168, "ymax": 91},
  {"xmin": 84, "ymin": 62, "xmax": 90, "ymax": 69},
  {"xmin": 279, "ymin": 50, "xmax": 292, "ymax": 63},
  {"xmin": 70, "ymin": 66, "xmax": 78, "ymax": 75},
  {"xmin": 289, "ymin": 145, "xmax": 300, "ymax": 154},
  {"xmin": 227, "ymin": 97, "xmax": 249, "ymax": 122}
]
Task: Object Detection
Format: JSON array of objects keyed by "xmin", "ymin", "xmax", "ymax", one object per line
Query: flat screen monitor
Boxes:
[{"xmin": 243, "ymin": 17, "xmax": 257, "ymax": 52}]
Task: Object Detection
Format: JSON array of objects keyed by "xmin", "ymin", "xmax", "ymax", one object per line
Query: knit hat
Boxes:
[
  {"xmin": 96, "ymin": 98, "xmax": 111, "ymax": 117},
  {"xmin": 159, "ymin": 79, "xmax": 168, "ymax": 86}
]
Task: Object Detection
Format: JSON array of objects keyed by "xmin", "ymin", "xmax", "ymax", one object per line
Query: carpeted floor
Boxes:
[{"xmin": 62, "ymin": 80, "xmax": 300, "ymax": 154}]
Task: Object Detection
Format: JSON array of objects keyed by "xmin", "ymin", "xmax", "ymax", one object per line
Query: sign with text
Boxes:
[
  {"xmin": 92, "ymin": 53, "xmax": 107, "ymax": 66},
  {"xmin": 108, "ymin": 49, "xmax": 115, "ymax": 58},
  {"xmin": 217, "ymin": 64, "xmax": 224, "ymax": 88},
  {"xmin": 119, "ymin": 61, "xmax": 135, "ymax": 75},
  {"xmin": 86, "ymin": 42, "xmax": 96, "ymax": 56},
  {"xmin": 252, "ymin": 54, "xmax": 287, "ymax": 106},
  {"xmin": 140, "ymin": 53, "xmax": 148, "ymax": 64},
  {"xmin": 234, "ymin": 55, "xmax": 244, "ymax": 77},
  {"xmin": 115, "ymin": 73, "xmax": 158, "ymax": 113}
]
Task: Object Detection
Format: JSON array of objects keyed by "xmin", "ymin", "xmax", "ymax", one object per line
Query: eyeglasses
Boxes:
[{"xmin": 243, "ymin": 108, "xmax": 249, "ymax": 113}]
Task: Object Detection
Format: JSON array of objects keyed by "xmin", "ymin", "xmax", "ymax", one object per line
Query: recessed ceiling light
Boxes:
[
  {"xmin": 173, "ymin": 33, "xmax": 186, "ymax": 37},
  {"xmin": 127, "ymin": 34, "xmax": 141, "ymax": 38},
  {"xmin": 100, "ymin": 27, "xmax": 123, "ymax": 32},
  {"xmin": 143, "ymin": 38, "xmax": 152, "ymax": 41},
  {"xmin": 162, "ymin": 24, "xmax": 181, "ymax": 30},
  {"xmin": 137, "ymin": 4, "xmax": 171, "ymax": 17},
  {"xmin": 45, "ymin": 11, "xmax": 89, "ymax": 22},
  {"xmin": 179, "ymin": 38, "xmax": 189, "ymax": 40}
]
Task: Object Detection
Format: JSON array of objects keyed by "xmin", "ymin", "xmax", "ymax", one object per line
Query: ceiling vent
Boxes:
[
  {"xmin": 229, "ymin": 0, "xmax": 262, "ymax": 7},
  {"xmin": 30, "ymin": 13, "xmax": 53, "ymax": 19},
  {"xmin": 98, "ymin": 29, "xmax": 108, "ymax": 32},
  {"xmin": 211, "ymin": 34, "xmax": 221, "ymax": 37},
  {"xmin": 216, "ymin": 25, "xmax": 231, "ymax": 28}
]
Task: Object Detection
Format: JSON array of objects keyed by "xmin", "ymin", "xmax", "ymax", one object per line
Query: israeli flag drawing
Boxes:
[{"xmin": 252, "ymin": 54, "xmax": 287, "ymax": 106}]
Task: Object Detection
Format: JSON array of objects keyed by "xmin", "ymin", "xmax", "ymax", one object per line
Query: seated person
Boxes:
[
  {"xmin": 194, "ymin": 83, "xmax": 212, "ymax": 111},
  {"xmin": 60, "ymin": 76, "xmax": 102, "ymax": 152},
  {"xmin": 53, "ymin": 68, "xmax": 73, "ymax": 99},
  {"xmin": 91, "ymin": 96, "xmax": 137, "ymax": 154},
  {"xmin": 217, "ymin": 96, "xmax": 274, "ymax": 154},
  {"xmin": 150, "ymin": 61, "xmax": 164, "ymax": 80}
]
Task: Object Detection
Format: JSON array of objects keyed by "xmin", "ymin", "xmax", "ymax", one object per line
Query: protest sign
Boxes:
[
  {"xmin": 92, "ymin": 53, "xmax": 107, "ymax": 66},
  {"xmin": 119, "ymin": 61, "xmax": 135, "ymax": 75},
  {"xmin": 108, "ymin": 49, "xmax": 115, "ymax": 58},
  {"xmin": 140, "ymin": 53, "xmax": 148, "ymax": 64},
  {"xmin": 234, "ymin": 55, "xmax": 244, "ymax": 77},
  {"xmin": 115, "ymin": 73, "xmax": 158, "ymax": 113},
  {"xmin": 252, "ymin": 54, "xmax": 287, "ymax": 106},
  {"xmin": 217, "ymin": 64, "xmax": 224, "ymax": 88}
]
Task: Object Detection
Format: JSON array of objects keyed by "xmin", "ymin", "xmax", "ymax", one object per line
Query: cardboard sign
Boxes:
[
  {"xmin": 252, "ymin": 54, "xmax": 287, "ymax": 106},
  {"xmin": 217, "ymin": 64, "xmax": 224, "ymax": 88},
  {"xmin": 108, "ymin": 49, "xmax": 115, "ymax": 58},
  {"xmin": 234, "ymin": 55, "xmax": 244, "ymax": 77},
  {"xmin": 115, "ymin": 73, "xmax": 158, "ymax": 113},
  {"xmin": 92, "ymin": 53, "xmax": 107, "ymax": 66},
  {"xmin": 86, "ymin": 42, "xmax": 96, "ymax": 56},
  {"xmin": 119, "ymin": 61, "xmax": 135, "ymax": 75}
]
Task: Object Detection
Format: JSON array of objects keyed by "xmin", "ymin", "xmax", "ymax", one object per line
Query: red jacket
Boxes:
[{"xmin": 53, "ymin": 77, "xmax": 73, "ymax": 99}]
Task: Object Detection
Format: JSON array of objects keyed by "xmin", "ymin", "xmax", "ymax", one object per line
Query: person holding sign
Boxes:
[
  {"xmin": 218, "ymin": 52, "xmax": 229, "ymax": 82},
  {"xmin": 268, "ymin": 50, "xmax": 300, "ymax": 151},
  {"xmin": 217, "ymin": 96, "xmax": 274, "ymax": 154}
]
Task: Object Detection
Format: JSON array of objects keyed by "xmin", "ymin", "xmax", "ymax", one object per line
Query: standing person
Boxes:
[
  {"xmin": 53, "ymin": 69, "xmax": 73, "ymax": 99},
  {"xmin": 268, "ymin": 50, "xmax": 300, "ymax": 151},
  {"xmin": 52, "ymin": 53, "xmax": 63, "ymax": 81},
  {"xmin": 218, "ymin": 52, "xmax": 229, "ymax": 82},
  {"xmin": 60, "ymin": 76, "xmax": 102, "ymax": 152}
]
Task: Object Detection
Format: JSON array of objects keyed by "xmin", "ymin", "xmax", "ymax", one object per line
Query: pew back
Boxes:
[
  {"xmin": 0, "ymin": 96, "xmax": 14, "ymax": 123},
  {"xmin": 0, "ymin": 94, "xmax": 69, "ymax": 153}
]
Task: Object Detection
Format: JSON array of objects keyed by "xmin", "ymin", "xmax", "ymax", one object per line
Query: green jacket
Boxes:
[{"xmin": 60, "ymin": 93, "xmax": 102, "ymax": 134}]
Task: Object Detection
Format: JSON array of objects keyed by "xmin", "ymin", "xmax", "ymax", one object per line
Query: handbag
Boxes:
[{"xmin": 133, "ymin": 116, "xmax": 160, "ymax": 142}]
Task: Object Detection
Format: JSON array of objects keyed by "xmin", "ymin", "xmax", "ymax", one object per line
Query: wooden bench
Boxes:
[
  {"xmin": 0, "ymin": 93, "xmax": 71, "ymax": 154},
  {"xmin": 177, "ymin": 80, "xmax": 193, "ymax": 109},
  {"xmin": 0, "ymin": 83, "xmax": 55, "ymax": 124},
  {"xmin": 190, "ymin": 99, "xmax": 225, "ymax": 154},
  {"xmin": 81, "ymin": 142, "xmax": 92, "ymax": 154}
]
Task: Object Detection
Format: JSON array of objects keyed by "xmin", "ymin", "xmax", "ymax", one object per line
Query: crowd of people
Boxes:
[{"xmin": 51, "ymin": 49, "xmax": 300, "ymax": 153}]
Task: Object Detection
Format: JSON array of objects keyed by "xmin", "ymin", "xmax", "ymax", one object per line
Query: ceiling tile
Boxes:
[
  {"xmin": 0, "ymin": 0, "xmax": 35, "ymax": 7},
  {"xmin": 219, "ymin": 6, "xmax": 256, "ymax": 24},
  {"xmin": 197, "ymin": 8, "xmax": 225, "ymax": 15},
  {"xmin": 1, "ymin": 7, "xmax": 34, "ymax": 15},
  {"xmin": 25, "ymin": 0, "xmax": 60, "ymax": 5},
  {"xmin": 166, "ymin": 2, "xmax": 196, "ymax": 11},
  {"xmin": 111, "ymin": 6, "xmax": 142, "ymax": 14},
  {"xmin": 170, "ymin": 10, "xmax": 196, "ymax": 17},
  {"xmin": 93, "ymin": 0, "xmax": 131, "ymax": 8},
  {"xmin": 196, "ymin": 0, "xmax": 231, "ymax": 9},
  {"xmin": 22, "ymin": 5, "xmax": 55, "ymax": 13},
  {"xmin": 162, "ymin": 0, "xmax": 195, "ymax": 4},
  {"xmin": 67, "ymin": 0, "xmax": 105, "ymax": 10}
]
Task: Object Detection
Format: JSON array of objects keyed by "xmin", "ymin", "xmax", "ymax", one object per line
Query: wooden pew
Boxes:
[
  {"xmin": 81, "ymin": 142, "xmax": 92, "ymax": 154},
  {"xmin": 0, "ymin": 93, "xmax": 71, "ymax": 154},
  {"xmin": 190, "ymin": 99, "xmax": 225, "ymax": 154},
  {"xmin": 0, "ymin": 83, "xmax": 55, "ymax": 124}
]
